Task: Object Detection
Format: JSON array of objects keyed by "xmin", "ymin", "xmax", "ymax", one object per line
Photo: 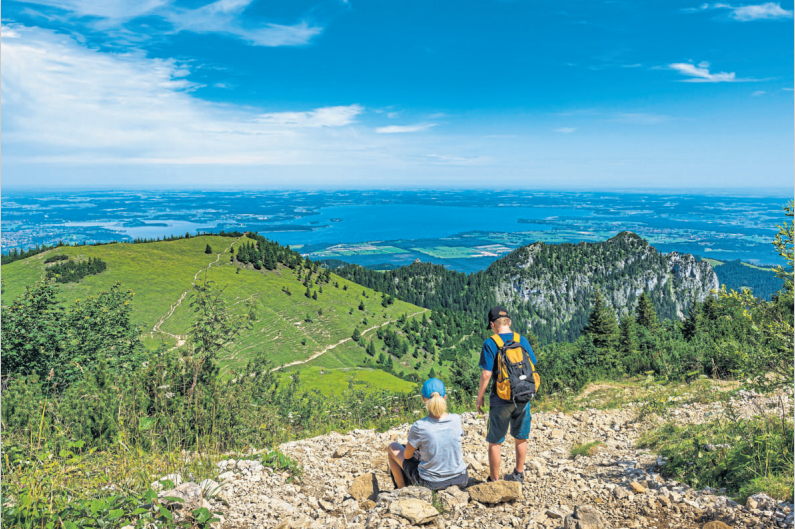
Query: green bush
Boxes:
[{"xmin": 639, "ymin": 415, "xmax": 794, "ymax": 502}]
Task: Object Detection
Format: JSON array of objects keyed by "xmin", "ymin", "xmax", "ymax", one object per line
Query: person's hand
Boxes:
[{"xmin": 476, "ymin": 395, "xmax": 485, "ymax": 415}]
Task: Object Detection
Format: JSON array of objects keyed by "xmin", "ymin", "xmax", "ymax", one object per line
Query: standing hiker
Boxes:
[
  {"xmin": 386, "ymin": 378, "xmax": 469, "ymax": 490},
  {"xmin": 476, "ymin": 306, "xmax": 539, "ymax": 483}
]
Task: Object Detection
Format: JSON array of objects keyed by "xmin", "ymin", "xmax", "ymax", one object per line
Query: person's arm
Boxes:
[
  {"xmin": 404, "ymin": 443, "xmax": 417, "ymax": 460},
  {"xmin": 476, "ymin": 370, "xmax": 492, "ymax": 415}
]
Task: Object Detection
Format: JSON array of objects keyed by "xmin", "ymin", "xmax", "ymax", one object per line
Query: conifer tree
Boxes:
[
  {"xmin": 618, "ymin": 315, "xmax": 638, "ymax": 356},
  {"xmin": 312, "ymin": 291, "xmax": 318, "ymax": 300},
  {"xmin": 352, "ymin": 328, "xmax": 361, "ymax": 342},
  {"xmin": 526, "ymin": 328, "xmax": 541, "ymax": 353},
  {"xmin": 682, "ymin": 294, "xmax": 701, "ymax": 341},
  {"xmin": 205, "ymin": 244, "xmax": 213, "ymax": 254},
  {"xmin": 428, "ymin": 367, "xmax": 437, "ymax": 379},
  {"xmin": 582, "ymin": 291, "xmax": 618, "ymax": 349},
  {"xmin": 635, "ymin": 292, "xmax": 658, "ymax": 330},
  {"xmin": 305, "ymin": 286, "xmax": 311, "ymax": 298}
]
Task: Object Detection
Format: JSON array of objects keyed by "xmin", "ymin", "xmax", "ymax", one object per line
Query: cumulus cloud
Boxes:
[
  {"xmin": 375, "ymin": 123, "xmax": 436, "ymax": 134},
  {"xmin": 669, "ymin": 62, "xmax": 750, "ymax": 82},
  {"xmin": 686, "ymin": 2, "xmax": 793, "ymax": 21},
  {"xmin": 0, "ymin": 24, "xmax": 379, "ymax": 166}
]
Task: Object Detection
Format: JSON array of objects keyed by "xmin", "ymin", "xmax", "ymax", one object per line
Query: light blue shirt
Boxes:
[{"xmin": 407, "ymin": 413, "xmax": 467, "ymax": 482}]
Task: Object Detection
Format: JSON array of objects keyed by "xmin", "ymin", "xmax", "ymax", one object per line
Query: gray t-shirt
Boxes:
[{"xmin": 407, "ymin": 413, "xmax": 467, "ymax": 482}]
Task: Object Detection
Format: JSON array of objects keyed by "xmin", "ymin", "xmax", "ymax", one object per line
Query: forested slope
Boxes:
[{"xmin": 336, "ymin": 232, "xmax": 718, "ymax": 344}]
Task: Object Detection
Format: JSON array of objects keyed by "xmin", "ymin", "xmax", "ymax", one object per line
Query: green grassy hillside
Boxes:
[
  {"xmin": 1, "ymin": 236, "xmax": 238, "ymax": 330},
  {"xmin": 1, "ymin": 235, "xmax": 482, "ymax": 389}
]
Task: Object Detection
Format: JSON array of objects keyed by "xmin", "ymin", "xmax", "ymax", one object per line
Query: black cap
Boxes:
[{"xmin": 486, "ymin": 306, "xmax": 511, "ymax": 329}]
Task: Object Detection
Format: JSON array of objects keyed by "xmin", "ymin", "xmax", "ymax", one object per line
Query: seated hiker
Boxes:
[
  {"xmin": 386, "ymin": 378, "xmax": 468, "ymax": 490},
  {"xmin": 476, "ymin": 306, "xmax": 538, "ymax": 483}
]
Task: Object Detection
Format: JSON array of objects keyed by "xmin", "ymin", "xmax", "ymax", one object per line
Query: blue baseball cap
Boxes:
[{"xmin": 422, "ymin": 378, "xmax": 446, "ymax": 398}]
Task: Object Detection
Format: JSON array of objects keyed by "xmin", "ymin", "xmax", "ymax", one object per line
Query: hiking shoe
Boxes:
[
  {"xmin": 486, "ymin": 476, "xmax": 497, "ymax": 483},
  {"xmin": 503, "ymin": 470, "xmax": 524, "ymax": 483}
]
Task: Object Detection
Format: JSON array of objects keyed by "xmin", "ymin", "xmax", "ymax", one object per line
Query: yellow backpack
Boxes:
[{"xmin": 492, "ymin": 333, "xmax": 540, "ymax": 403}]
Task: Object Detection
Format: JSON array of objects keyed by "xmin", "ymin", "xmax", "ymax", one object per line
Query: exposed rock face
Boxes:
[{"xmin": 494, "ymin": 232, "xmax": 719, "ymax": 340}]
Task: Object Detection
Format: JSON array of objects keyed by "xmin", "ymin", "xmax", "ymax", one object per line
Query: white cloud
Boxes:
[
  {"xmin": 727, "ymin": 2, "xmax": 792, "ymax": 20},
  {"xmin": 375, "ymin": 123, "xmax": 436, "ymax": 134},
  {"xmin": 163, "ymin": 0, "xmax": 321, "ymax": 47},
  {"xmin": 669, "ymin": 62, "xmax": 746, "ymax": 82},
  {"xmin": 554, "ymin": 127, "xmax": 577, "ymax": 134},
  {"xmin": 751, "ymin": 90, "xmax": 767, "ymax": 96},
  {"xmin": 11, "ymin": 0, "xmax": 322, "ymax": 47},
  {"xmin": 686, "ymin": 2, "xmax": 793, "ymax": 20},
  {"xmin": 0, "ymin": 24, "xmax": 383, "ymax": 166},
  {"xmin": 11, "ymin": 0, "xmax": 169, "ymax": 20},
  {"xmin": 256, "ymin": 106, "xmax": 363, "ymax": 128}
]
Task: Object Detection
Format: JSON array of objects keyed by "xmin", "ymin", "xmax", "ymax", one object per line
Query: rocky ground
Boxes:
[{"xmin": 157, "ymin": 390, "xmax": 793, "ymax": 529}]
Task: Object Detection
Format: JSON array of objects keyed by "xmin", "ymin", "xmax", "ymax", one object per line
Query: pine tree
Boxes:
[
  {"xmin": 428, "ymin": 367, "xmax": 437, "ymax": 379},
  {"xmin": 352, "ymin": 328, "xmax": 361, "ymax": 342},
  {"xmin": 582, "ymin": 291, "xmax": 618, "ymax": 349},
  {"xmin": 618, "ymin": 315, "xmax": 638, "ymax": 356},
  {"xmin": 526, "ymin": 328, "xmax": 541, "ymax": 353},
  {"xmin": 205, "ymin": 244, "xmax": 213, "ymax": 254},
  {"xmin": 682, "ymin": 294, "xmax": 701, "ymax": 341},
  {"xmin": 305, "ymin": 286, "xmax": 312, "ymax": 298},
  {"xmin": 358, "ymin": 301, "xmax": 365, "ymax": 311},
  {"xmin": 312, "ymin": 291, "xmax": 318, "ymax": 300},
  {"xmin": 635, "ymin": 292, "xmax": 658, "ymax": 330},
  {"xmin": 367, "ymin": 340, "xmax": 376, "ymax": 356}
]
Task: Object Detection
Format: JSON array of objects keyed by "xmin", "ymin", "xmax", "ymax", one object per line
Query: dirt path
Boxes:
[
  {"xmin": 272, "ymin": 309, "xmax": 429, "ymax": 371},
  {"xmin": 151, "ymin": 237, "xmax": 241, "ymax": 349}
]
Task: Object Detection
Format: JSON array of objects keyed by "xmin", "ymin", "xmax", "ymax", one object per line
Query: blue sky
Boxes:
[{"xmin": 1, "ymin": 0, "xmax": 793, "ymax": 190}]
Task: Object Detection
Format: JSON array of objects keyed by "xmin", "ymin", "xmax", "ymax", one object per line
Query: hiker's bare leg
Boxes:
[
  {"xmin": 488, "ymin": 442, "xmax": 501, "ymax": 481},
  {"xmin": 514, "ymin": 439, "xmax": 527, "ymax": 473},
  {"xmin": 387, "ymin": 442, "xmax": 406, "ymax": 489}
]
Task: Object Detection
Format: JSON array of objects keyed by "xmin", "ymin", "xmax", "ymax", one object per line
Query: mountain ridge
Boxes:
[{"xmin": 336, "ymin": 232, "xmax": 719, "ymax": 343}]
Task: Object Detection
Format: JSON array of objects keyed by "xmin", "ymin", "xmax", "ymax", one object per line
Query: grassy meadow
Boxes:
[{"xmin": 0, "ymin": 235, "xmax": 439, "ymax": 387}]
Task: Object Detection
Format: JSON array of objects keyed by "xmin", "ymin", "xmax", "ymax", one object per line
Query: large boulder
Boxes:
[
  {"xmin": 438, "ymin": 486, "xmax": 469, "ymax": 510},
  {"xmin": 467, "ymin": 481, "xmax": 523, "ymax": 504},
  {"xmin": 564, "ymin": 505, "xmax": 607, "ymax": 529},
  {"xmin": 349, "ymin": 473, "xmax": 380, "ymax": 502},
  {"xmin": 389, "ymin": 499, "xmax": 439, "ymax": 525}
]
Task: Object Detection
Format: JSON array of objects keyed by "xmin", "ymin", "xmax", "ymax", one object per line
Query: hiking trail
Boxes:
[
  {"xmin": 151, "ymin": 237, "xmax": 241, "ymax": 349},
  {"xmin": 273, "ymin": 309, "xmax": 429, "ymax": 371}
]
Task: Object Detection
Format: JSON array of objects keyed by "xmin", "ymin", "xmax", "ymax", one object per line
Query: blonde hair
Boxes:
[
  {"xmin": 426, "ymin": 392, "xmax": 447, "ymax": 418},
  {"xmin": 493, "ymin": 317, "xmax": 512, "ymax": 329}
]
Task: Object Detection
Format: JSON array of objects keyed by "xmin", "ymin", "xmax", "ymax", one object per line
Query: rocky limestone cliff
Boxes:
[{"xmin": 493, "ymin": 232, "xmax": 719, "ymax": 342}]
